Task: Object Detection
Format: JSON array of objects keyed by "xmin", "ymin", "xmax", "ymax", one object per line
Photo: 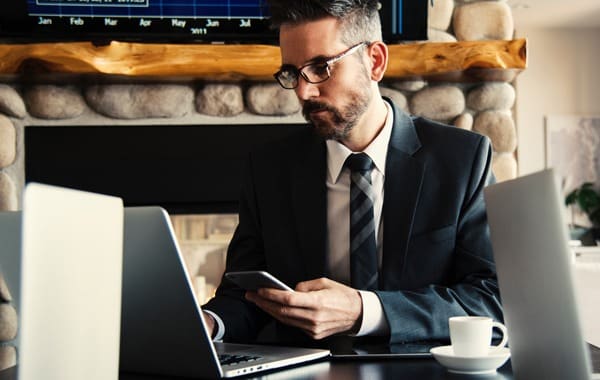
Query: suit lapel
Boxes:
[
  {"xmin": 381, "ymin": 103, "xmax": 425, "ymax": 289},
  {"xmin": 292, "ymin": 134, "xmax": 328, "ymax": 280},
  {"xmin": 289, "ymin": 101, "xmax": 424, "ymax": 285}
]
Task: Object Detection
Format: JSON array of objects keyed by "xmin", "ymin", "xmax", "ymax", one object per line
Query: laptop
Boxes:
[
  {"xmin": 484, "ymin": 169, "xmax": 600, "ymax": 380},
  {"xmin": 119, "ymin": 206, "xmax": 330, "ymax": 378},
  {"xmin": 17, "ymin": 183, "xmax": 124, "ymax": 380}
]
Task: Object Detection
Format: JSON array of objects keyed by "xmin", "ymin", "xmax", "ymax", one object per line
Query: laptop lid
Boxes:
[
  {"xmin": 18, "ymin": 183, "xmax": 124, "ymax": 380},
  {"xmin": 120, "ymin": 207, "xmax": 330, "ymax": 378},
  {"xmin": 120, "ymin": 206, "xmax": 223, "ymax": 378},
  {"xmin": 484, "ymin": 169, "xmax": 593, "ymax": 380}
]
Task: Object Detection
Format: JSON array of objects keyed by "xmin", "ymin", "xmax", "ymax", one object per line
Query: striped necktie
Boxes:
[{"xmin": 345, "ymin": 153, "xmax": 378, "ymax": 290}]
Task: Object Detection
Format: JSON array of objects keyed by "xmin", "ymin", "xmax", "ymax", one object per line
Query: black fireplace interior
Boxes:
[{"xmin": 25, "ymin": 124, "xmax": 308, "ymax": 214}]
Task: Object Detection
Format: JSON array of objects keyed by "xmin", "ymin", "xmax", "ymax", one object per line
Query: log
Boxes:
[
  {"xmin": 0, "ymin": 39, "xmax": 526, "ymax": 81},
  {"xmin": 387, "ymin": 39, "xmax": 527, "ymax": 81}
]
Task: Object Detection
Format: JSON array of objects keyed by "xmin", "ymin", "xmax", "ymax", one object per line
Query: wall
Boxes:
[
  {"xmin": 515, "ymin": 27, "xmax": 600, "ymax": 175},
  {"xmin": 0, "ymin": 0, "xmax": 520, "ymax": 213},
  {"xmin": 515, "ymin": 26, "xmax": 600, "ymax": 347}
]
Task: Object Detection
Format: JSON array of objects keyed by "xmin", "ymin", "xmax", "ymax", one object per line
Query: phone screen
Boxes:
[{"xmin": 225, "ymin": 271, "xmax": 293, "ymax": 291}]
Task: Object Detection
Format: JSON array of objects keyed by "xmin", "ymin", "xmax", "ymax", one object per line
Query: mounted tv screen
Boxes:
[{"xmin": 0, "ymin": 0, "xmax": 427, "ymax": 44}]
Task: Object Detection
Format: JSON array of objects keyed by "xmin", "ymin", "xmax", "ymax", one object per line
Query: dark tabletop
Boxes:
[{"xmin": 1, "ymin": 344, "xmax": 599, "ymax": 380}]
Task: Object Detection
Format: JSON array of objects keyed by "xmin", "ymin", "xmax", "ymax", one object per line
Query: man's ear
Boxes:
[{"xmin": 367, "ymin": 41, "xmax": 388, "ymax": 82}]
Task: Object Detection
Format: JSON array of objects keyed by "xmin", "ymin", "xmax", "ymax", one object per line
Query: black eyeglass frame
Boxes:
[{"xmin": 273, "ymin": 41, "xmax": 371, "ymax": 90}]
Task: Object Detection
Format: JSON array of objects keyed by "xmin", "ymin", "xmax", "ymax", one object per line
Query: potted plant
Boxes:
[{"xmin": 565, "ymin": 182, "xmax": 600, "ymax": 245}]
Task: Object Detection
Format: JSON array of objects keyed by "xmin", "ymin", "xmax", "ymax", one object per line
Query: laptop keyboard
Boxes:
[{"xmin": 219, "ymin": 354, "xmax": 262, "ymax": 366}]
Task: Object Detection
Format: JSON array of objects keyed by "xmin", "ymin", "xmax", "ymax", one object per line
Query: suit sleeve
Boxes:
[
  {"xmin": 375, "ymin": 136, "xmax": 502, "ymax": 343},
  {"xmin": 202, "ymin": 155, "xmax": 271, "ymax": 343}
]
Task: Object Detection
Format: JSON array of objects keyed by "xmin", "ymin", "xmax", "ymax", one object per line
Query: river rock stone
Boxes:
[
  {"xmin": 453, "ymin": 113, "xmax": 474, "ymax": 130},
  {"xmin": 492, "ymin": 152, "xmax": 518, "ymax": 182},
  {"xmin": 389, "ymin": 80, "xmax": 427, "ymax": 92},
  {"xmin": 0, "ymin": 274, "xmax": 11, "ymax": 302},
  {"xmin": 0, "ymin": 172, "xmax": 17, "ymax": 211},
  {"xmin": 410, "ymin": 85, "xmax": 465, "ymax": 122},
  {"xmin": 427, "ymin": 29, "xmax": 458, "ymax": 42},
  {"xmin": 453, "ymin": 1, "xmax": 514, "ymax": 41},
  {"xmin": 0, "ymin": 115, "xmax": 15, "ymax": 169},
  {"xmin": 246, "ymin": 84, "xmax": 300, "ymax": 116},
  {"xmin": 24, "ymin": 85, "xmax": 86, "ymax": 119},
  {"xmin": 0, "ymin": 85, "xmax": 26, "ymax": 119},
  {"xmin": 428, "ymin": 0, "xmax": 454, "ymax": 31},
  {"xmin": 0, "ymin": 304, "xmax": 17, "ymax": 341},
  {"xmin": 379, "ymin": 87, "xmax": 408, "ymax": 112},
  {"xmin": 0, "ymin": 346, "xmax": 16, "ymax": 371},
  {"xmin": 196, "ymin": 84, "xmax": 244, "ymax": 117},
  {"xmin": 467, "ymin": 82, "xmax": 515, "ymax": 111},
  {"xmin": 473, "ymin": 110, "xmax": 517, "ymax": 153},
  {"xmin": 468, "ymin": 69, "xmax": 519, "ymax": 83},
  {"xmin": 85, "ymin": 84, "xmax": 194, "ymax": 119}
]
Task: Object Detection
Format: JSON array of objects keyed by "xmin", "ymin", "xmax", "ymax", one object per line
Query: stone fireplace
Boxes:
[
  {"xmin": 0, "ymin": 0, "xmax": 522, "ymax": 212},
  {"xmin": 0, "ymin": 0, "xmax": 522, "ymax": 370}
]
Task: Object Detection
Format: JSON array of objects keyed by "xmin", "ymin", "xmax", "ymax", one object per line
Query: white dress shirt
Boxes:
[
  {"xmin": 209, "ymin": 101, "xmax": 394, "ymax": 340},
  {"xmin": 325, "ymin": 100, "xmax": 393, "ymax": 336}
]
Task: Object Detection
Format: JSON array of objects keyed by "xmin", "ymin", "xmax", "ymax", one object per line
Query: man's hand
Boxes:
[
  {"xmin": 202, "ymin": 311, "xmax": 216, "ymax": 338},
  {"xmin": 244, "ymin": 277, "xmax": 363, "ymax": 340}
]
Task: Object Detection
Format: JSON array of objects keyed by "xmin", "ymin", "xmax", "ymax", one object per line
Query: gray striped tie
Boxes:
[{"xmin": 345, "ymin": 153, "xmax": 378, "ymax": 291}]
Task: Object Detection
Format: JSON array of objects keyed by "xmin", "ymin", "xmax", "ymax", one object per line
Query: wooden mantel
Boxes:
[{"xmin": 0, "ymin": 39, "xmax": 526, "ymax": 81}]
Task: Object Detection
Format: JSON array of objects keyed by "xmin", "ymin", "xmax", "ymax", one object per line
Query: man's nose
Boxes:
[{"xmin": 294, "ymin": 77, "xmax": 319, "ymax": 101}]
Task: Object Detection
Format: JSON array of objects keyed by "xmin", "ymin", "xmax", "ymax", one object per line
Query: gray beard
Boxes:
[{"xmin": 302, "ymin": 90, "xmax": 371, "ymax": 141}]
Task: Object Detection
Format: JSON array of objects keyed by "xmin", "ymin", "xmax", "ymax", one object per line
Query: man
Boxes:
[{"xmin": 202, "ymin": 0, "xmax": 502, "ymax": 347}]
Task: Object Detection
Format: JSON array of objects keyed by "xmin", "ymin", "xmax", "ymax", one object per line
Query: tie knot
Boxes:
[{"xmin": 345, "ymin": 153, "xmax": 374, "ymax": 173}]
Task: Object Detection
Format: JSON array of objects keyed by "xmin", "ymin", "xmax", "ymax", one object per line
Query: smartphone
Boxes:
[{"xmin": 224, "ymin": 270, "xmax": 294, "ymax": 291}]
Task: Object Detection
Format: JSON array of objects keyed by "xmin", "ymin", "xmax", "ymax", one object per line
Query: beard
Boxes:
[{"xmin": 301, "ymin": 71, "xmax": 372, "ymax": 141}]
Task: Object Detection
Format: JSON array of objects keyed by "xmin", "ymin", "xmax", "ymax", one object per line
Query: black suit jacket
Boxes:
[{"xmin": 205, "ymin": 99, "xmax": 502, "ymax": 346}]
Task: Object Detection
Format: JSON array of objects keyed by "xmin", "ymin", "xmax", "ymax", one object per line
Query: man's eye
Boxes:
[
  {"xmin": 280, "ymin": 70, "xmax": 296, "ymax": 80},
  {"xmin": 309, "ymin": 63, "xmax": 329, "ymax": 77}
]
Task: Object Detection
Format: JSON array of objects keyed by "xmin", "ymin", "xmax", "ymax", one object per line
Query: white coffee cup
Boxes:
[{"xmin": 449, "ymin": 316, "xmax": 508, "ymax": 357}]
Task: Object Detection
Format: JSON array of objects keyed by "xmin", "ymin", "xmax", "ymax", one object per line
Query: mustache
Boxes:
[{"xmin": 302, "ymin": 101, "xmax": 337, "ymax": 118}]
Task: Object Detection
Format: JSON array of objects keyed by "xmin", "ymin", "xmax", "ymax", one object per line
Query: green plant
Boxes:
[{"xmin": 565, "ymin": 182, "xmax": 600, "ymax": 227}]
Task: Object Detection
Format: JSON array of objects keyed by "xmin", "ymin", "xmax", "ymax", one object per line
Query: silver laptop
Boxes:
[
  {"xmin": 484, "ymin": 169, "xmax": 600, "ymax": 380},
  {"xmin": 120, "ymin": 207, "xmax": 329, "ymax": 378},
  {"xmin": 17, "ymin": 183, "xmax": 124, "ymax": 380}
]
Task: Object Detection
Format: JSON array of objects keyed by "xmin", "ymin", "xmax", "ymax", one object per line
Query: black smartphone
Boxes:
[{"xmin": 224, "ymin": 271, "xmax": 294, "ymax": 291}]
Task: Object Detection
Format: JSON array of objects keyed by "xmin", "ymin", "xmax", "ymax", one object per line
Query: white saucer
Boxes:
[{"xmin": 430, "ymin": 345, "xmax": 511, "ymax": 375}]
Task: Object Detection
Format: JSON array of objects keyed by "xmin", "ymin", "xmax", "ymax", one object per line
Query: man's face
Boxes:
[{"xmin": 279, "ymin": 17, "xmax": 373, "ymax": 141}]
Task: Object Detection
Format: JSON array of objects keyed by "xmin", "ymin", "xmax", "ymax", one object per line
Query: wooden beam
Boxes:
[
  {"xmin": 387, "ymin": 39, "xmax": 527, "ymax": 81},
  {"xmin": 0, "ymin": 39, "xmax": 526, "ymax": 81}
]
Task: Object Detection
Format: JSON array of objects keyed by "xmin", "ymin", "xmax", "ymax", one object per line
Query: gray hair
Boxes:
[{"xmin": 267, "ymin": 0, "xmax": 382, "ymax": 45}]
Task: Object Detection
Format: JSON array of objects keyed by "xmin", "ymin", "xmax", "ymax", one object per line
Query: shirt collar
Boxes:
[{"xmin": 326, "ymin": 100, "xmax": 394, "ymax": 183}]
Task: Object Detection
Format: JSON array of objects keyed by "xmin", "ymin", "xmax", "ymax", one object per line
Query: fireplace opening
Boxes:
[
  {"xmin": 169, "ymin": 212, "xmax": 239, "ymax": 303},
  {"xmin": 24, "ymin": 123, "xmax": 308, "ymax": 301},
  {"xmin": 24, "ymin": 123, "xmax": 308, "ymax": 214}
]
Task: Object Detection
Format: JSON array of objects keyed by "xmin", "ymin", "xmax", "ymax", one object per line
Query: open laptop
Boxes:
[
  {"xmin": 17, "ymin": 183, "xmax": 124, "ymax": 380},
  {"xmin": 484, "ymin": 169, "xmax": 600, "ymax": 380},
  {"xmin": 120, "ymin": 207, "xmax": 329, "ymax": 378}
]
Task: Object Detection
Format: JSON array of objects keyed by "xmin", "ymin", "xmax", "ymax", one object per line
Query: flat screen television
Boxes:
[{"xmin": 0, "ymin": 0, "xmax": 428, "ymax": 44}]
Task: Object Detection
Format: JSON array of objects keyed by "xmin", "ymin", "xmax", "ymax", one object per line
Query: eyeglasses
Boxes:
[{"xmin": 274, "ymin": 41, "xmax": 370, "ymax": 90}]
